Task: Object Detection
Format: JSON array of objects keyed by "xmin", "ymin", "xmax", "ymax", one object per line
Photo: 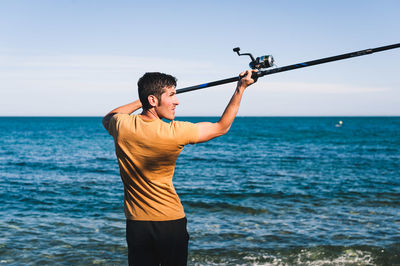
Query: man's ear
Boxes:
[{"xmin": 147, "ymin": 95, "xmax": 158, "ymax": 108}]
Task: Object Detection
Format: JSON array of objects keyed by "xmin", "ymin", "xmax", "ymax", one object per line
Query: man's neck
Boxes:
[{"xmin": 140, "ymin": 108, "xmax": 160, "ymax": 120}]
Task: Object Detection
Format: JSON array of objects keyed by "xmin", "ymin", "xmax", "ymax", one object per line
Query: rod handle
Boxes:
[{"xmin": 239, "ymin": 71, "xmax": 260, "ymax": 82}]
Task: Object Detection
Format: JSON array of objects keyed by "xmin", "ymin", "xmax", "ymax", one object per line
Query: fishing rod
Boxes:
[{"xmin": 176, "ymin": 43, "xmax": 400, "ymax": 94}]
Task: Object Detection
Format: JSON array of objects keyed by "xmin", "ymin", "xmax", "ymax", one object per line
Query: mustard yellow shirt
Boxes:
[{"xmin": 107, "ymin": 114, "xmax": 198, "ymax": 221}]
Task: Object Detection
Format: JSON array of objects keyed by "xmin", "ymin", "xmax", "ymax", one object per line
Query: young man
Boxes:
[{"xmin": 102, "ymin": 70, "xmax": 256, "ymax": 266}]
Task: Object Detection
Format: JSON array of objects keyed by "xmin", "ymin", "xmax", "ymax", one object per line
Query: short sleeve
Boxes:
[
  {"xmin": 106, "ymin": 113, "xmax": 127, "ymax": 137},
  {"xmin": 173, "ymin": 121, "xmax": 199, "ymax": 145}
]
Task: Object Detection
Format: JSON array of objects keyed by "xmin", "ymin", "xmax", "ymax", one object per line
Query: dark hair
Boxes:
[{"xmin": 137, "ymin": 72, "xmax": 177, "ymax": 110}]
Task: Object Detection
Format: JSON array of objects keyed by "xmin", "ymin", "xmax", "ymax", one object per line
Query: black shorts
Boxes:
[{"xmin": 126, "ymin": 217, "xmax": 189, "ymax": 266}]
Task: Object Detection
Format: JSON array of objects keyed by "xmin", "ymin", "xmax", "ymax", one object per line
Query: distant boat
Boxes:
[{"xmin": 335, "ymin": 120, "xmax": 343, "ymax": 127}]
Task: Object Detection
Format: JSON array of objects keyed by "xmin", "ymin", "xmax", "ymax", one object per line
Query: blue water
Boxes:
[{"xmin": 0, "ymin": 117, "xmax": 399, "ymax": 265}]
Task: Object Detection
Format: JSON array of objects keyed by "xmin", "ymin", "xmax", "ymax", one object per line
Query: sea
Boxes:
[{"xmin": 0, "ymin": 117, "xmax": 399, "ymax": 265}]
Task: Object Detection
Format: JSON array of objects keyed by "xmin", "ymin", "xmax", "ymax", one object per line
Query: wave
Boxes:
[
  {"xmin": 188, "ymin": 244, "xmax": 400, "ymax": 265},
  {"xmin": 6, "ymin": 161, "xmax": 118, "ymax": 175},
  {"xmin": 185, "ymin": 200, "xmax": 269, "ymax": 215}
]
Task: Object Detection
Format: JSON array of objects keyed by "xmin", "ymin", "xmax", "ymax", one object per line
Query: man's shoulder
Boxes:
[
  {"xmin": 114, "ymin": 113, "xmax": 132, "ymax": 120},
  {"xmin": 169, "ymin": 120, "xmax": 199, "ymax": 145},
  {"xmin": 169, "ymin": 119, "xmax": 197, "ymax": 130},
  {"xmin": 104, "ymin": 112, "xmax": 131, "ymax": 124},
  {"xmin": 170, "ymin": 119, "xmax": 195, "ymax": 126},
  {"xmin": 112, "ymin": 113, "xmax": 139, "ymax": 126},
  {"xmin": 104, "ymin": 113, "xmax": 136, "ymax": 134}
]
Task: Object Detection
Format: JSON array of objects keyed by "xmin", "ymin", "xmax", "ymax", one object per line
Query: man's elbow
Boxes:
[
  {"xmin": 218, "ymin": 128, "xmax": 229, "ymax": 137},
  {"xmin": 102, "ymin": 117, "xmax": 109, "ymax": 130},
  {"xmin": 102, "ymin": 112, "xmax": 115, "ymax": 130},
  {"xmin": 216, "ymin": 123, "xmax": 231, "ymax": 136}
]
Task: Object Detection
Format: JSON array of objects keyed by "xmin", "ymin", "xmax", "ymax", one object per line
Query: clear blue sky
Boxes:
[{"xmin": 1, "ymin": 0, "xmax": 399, "ymax": 116}]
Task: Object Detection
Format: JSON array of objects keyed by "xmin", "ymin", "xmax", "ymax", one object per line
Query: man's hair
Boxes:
[{"xmin": 138, "ymin": 72, "xmax": 177, "ymax": 110}]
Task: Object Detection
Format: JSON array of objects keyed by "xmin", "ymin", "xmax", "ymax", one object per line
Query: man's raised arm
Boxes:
[
  {"xmin": 196, "ymin": 70, "xmax": 257, "ymax": 143},
  {"xmin": 102, "ymin": 99, "xmax": 142, "ymax": 130}
]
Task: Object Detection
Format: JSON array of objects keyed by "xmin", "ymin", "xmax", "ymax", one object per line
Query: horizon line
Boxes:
[{"xmin": 1, "ymin": 115, "xmax": 399, "ymax": 118}]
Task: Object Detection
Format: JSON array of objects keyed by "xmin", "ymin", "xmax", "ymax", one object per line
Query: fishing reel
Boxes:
[{"xmin": 233, "ymin": 47, "xmax": 274, "ymax": 69}]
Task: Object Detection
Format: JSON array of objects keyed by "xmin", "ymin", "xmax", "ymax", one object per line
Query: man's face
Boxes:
[{"xmin": 155, "ymin": 86, "xmax": 179, "ymax": 120}]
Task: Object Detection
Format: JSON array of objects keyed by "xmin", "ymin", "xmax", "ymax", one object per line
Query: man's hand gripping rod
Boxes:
[{"xmin": 176, "ymin": 43, "xmax": 400, "ymax": 94}]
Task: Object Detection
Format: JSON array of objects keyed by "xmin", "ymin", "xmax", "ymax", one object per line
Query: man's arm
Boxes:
[
  {"xmin": 196, "ymin": 70, "xmax": 256, "ymax": 143},
  {"xmin": 102, "ymin": 99, "xmax": 142, "ymax": 130}
]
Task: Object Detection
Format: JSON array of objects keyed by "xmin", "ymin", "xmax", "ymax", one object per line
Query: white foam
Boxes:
[
  {"xmin": 193, "ymin": 248, "xmax": 377, "ymax": 266},
  {"xmin": 295, "ymin": 248, "xmax": 375, "ymax": 266}
]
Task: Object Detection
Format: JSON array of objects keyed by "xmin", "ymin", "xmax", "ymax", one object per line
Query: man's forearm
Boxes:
[
  {"xmin": 216, "ymin": 85, "xmax": 245, "ymax": 134},
  {"xmin": 217, "ymin": 70, "xmax": 256, "ymax": 133},
  {"xmin": 196, "ymin": 70, "xmax": 255, "ymax": 143},
  {"xmin": 106, "ymin": 99, "xmax": 142, "ymax": 116}
]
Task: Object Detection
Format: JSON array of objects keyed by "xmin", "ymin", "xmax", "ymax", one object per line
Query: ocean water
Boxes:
[{"xmin": 0, "ymin": 116, "xmax": 399, "ymax": 265}]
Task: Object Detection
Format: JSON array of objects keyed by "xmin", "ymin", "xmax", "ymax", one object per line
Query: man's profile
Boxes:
[{"xmin": 102, "ymin": 70, "xmax": 256, "ymax": 265}]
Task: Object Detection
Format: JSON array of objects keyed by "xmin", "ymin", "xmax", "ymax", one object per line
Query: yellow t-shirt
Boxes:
[{"xmin": 107, "ymin": 114, "xmax": 198, "ymax": 221}]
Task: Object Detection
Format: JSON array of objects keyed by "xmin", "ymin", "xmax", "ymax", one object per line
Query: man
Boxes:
[{"xmin": 102, "ymin": 69, "xmax": 256, "ymax": 265}]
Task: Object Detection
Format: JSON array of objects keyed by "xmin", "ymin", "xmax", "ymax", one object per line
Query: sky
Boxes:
[{"xmin": 1, "ymin": 0, "xmax": 399, "ymax": 116}]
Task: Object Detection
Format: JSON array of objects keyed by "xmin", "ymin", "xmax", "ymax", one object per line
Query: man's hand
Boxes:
[{"xmin": 237, "ymin": 69, "xmax": 258, "ymax": 89}]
